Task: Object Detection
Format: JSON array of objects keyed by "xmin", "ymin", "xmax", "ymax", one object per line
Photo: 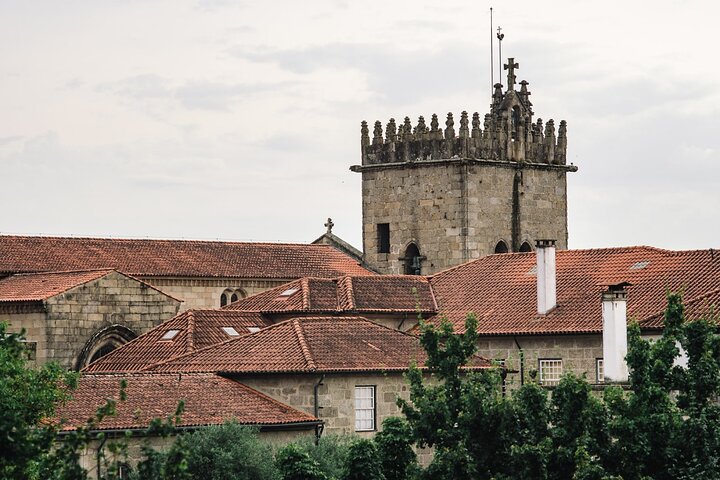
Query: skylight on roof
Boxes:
[
  {"xmin": 630, "ymin": 261, "xmax": 650, "ymax": 270},
  {"xmin": 160, "ymin": 330, "xmax": 180, "ymax": 340},
  {"xmin": 222, "ymin": 326, "xmax": 240, "ymax": 337},
  {"xmin": 248, "ymin": 327, "xmax": 261, "ymax": 333},
  {"xmin": 279, "ymin": 288, "xmax": 299, "ymax": 297}
]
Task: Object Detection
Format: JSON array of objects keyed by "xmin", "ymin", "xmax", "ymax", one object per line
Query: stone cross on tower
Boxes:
[
  {"xmin": 324, "ymin": 218, "xmax": 334, "ymax": 234},
  {"xmin": 504, "ymin": 58, "xmax": 519, "ymax": 91}
]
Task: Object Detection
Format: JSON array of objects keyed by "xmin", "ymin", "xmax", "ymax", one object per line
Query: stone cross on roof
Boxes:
[
  {"xmin": 324, "ymin": 218, "xmax": 334, "ymax": 234},
  {"xmin": 504, "ymin": 58, "xmax": 519, "ymax": 91}
]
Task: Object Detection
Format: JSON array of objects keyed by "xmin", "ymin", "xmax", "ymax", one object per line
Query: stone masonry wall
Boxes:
[
  {"xmin": 44, "ymin": 271, "xmax": 181, "ymax": 369},
  {"xmin": 240, "ymin": 373, "xmax": 410, "ymax": 436},
  {"xmin": 361, "ymin": 160, "xmax": 569, "ymax": 274},
  {"xmin": 1, "ymin": 312, "xmax": 47, "ymax": 364},
  {"xmin": 141, "ymin": 277, "xmax": 291, "ymax": 310},
  {"xmin": 479, "ymin": 334, "xmax": 604, "ymax": 389}
]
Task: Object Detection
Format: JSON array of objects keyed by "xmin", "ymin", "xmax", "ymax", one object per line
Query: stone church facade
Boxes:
[{"xmin": 352, "ymin": 59, "xmax": 577, "ymax": 275}]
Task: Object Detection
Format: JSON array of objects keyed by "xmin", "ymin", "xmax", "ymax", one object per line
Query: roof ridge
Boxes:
[
  {"xmin": 185, "ymin": 311, "xmax": 196, "ymax": 353},
  {"xmin": 344, "ymin": 276, "xmax": 356, "ymax": 310},
  {"xmin": 292, "ymin": 319, "xmax": 317, "ymax": 370},
  {"xmin": 300, "ymin": 278, "xmax": 310, "ymax": 310}
]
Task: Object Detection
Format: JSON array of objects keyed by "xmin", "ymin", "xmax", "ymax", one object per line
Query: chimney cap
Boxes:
[
  {"xmin": 535, "ymin": 239, "xmax": 557, "ymax": 248},
  {"xmin": 597, "ymin": 281, "xmax": 633, "ymax": 291}
]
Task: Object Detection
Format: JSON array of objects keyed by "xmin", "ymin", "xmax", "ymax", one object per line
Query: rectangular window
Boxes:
[
  {"xmin": 354, "ymin": 386, "xmax": 375, "ymax": 431},
  {"xmin": 539, "ymin": 359, "xmax": 563, "ymax": 386},
  {"xmin": 377, "ymin": 223, "xmax": 390, "ymax": 254},
  {"xmin": 596, "ymin": 358, "xmax": 604, "ymax": 383}
]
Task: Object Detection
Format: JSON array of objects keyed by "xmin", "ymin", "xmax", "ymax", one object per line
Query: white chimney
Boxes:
[
  {"xmin": 602, "ymin": 284, "xmax": 630, "ymax": 383},
  {"xmin": 535, "ymin": 239, "xmax": 557, "ymax": 315}
]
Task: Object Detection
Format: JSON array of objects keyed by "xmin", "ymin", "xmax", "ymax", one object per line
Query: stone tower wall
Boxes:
[{"xmin": 360, "ymin": 160, "xmax": 569, "ymax": 275}]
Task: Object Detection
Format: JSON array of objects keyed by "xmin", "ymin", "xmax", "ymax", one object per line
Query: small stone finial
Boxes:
[
  {"xmin": 324, "ymin": 218, "xmax": 334, "ymax": 234},
  {"xmin": 459, "ymin": 111, "xmax": 469, "ymax": 139},
  {"xmin": 493, "ymin": 82, "xmax": 504, "ymax": 98},
  {"xmin": 520, "ymin": 80, "xmax": 530, "ymax": 96},
  {"xmin": 471, "ymin": 112, "xmax": 481, "ymax": 138},
  {"xmin": 444, "ymin": 112, "xmax": 455, "ymax": 140},
  {"xmin": 544, "ymin": 119, "xmax": 556, "ymax": 138},
  {"xmin": 504, "ymin": 58, "xmax": 519, "ymax": 91},
  {"xmin": 402, "ymin": 117, "xmax": 413, "ymax": 139},
  {"xmin": 430, "ymin": 113, "xmax": 440, "ymax": 140},
  {"xmin": 414, "ymin": 115, "xmax": 428, "ymax": 136},
  {"xmin": 386, "ymin": 118, "xmax": 397, "ymax": 143},
  {"xmin": 361, "ymin": 121, "xmax": 369, "ymax": 147},
  {"xmin": 372, "ymin": 121, "xmax": 383, "ymax": 146}
]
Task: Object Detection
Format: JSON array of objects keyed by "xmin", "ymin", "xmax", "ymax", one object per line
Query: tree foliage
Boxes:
[
  {"xmin": 395, "ymin": 293, "xmax": 720, "ymax": 479},
  {"xmin": 0, "ymin": 322, "xmax": 77, "ymax": 479}
]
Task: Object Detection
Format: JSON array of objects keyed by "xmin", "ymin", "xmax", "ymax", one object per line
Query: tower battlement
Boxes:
[{"xmin": 359, "ymin": 58, "xmax": 568, "ymax": 167}]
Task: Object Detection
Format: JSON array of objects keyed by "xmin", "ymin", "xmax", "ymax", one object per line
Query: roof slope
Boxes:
[
  {"xmin": 149, "ymin": 316, "xmax": 489, "ymax": 374},
  {"xmin": 641, "ymin": 287, "xmax": 720, "ymax": 329},
  {"xmin": 0, "ymin": 269, "xmax": 114, "ymax": 302},
  {"xmin": 0, "ymin": 235, "xmax": 374, "ymax": 279},
  {"xmin": 429, "ymin": 247, "xmax": 720, "ymax": 335},
  {"xmin": 84, "ymin": 309, "xmax": 272, "ymax": 373},
  {"xmin": 53, "ymin": 373, "xmax": 319, "ymax": 431},
  {"xmin": 224, "ymin": 275, "xmax": 437, "ymax": 314}
]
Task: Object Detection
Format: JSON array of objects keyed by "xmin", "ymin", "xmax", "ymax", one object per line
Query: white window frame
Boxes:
[
  {"xmin": 354, "ymin": 385, "xmax": 376, "ymax": 432},
  {"xmin": 538, "ymin": 358, "xmax": 563, "ymax": 386},
  {"xmin": 596, "ymin": 358, "xmax": 604, "ymax": 383}
]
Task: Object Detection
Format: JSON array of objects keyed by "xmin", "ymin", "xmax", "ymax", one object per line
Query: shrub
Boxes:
[{"xmin": 276, "ymin": 444, "xmax": 327, "ymax": 480}]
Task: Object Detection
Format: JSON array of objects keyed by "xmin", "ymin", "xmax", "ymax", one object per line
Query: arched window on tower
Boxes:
[
  {"xmin": 403, "ymin": 243, "xmax": 423, "ymax": 275},
  {"xmin": 494, "ymin": 240, "xmax": 509, "ymax": 254},
  {"xmin": 519, "ymin": 242, "xmax": 533, "ymax": 252}
]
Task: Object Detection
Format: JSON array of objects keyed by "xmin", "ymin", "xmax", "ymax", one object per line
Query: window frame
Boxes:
[
  {"xmin": 538, "ymin": 358, "xmax": 563, "ymax": 386},
  {"xmin": 596, "ymin": 358, "xmax": 604, "ymax": 383},
  {"xmin": 354, "ymin": 385, "xmax": 376, "ymax": 432}
]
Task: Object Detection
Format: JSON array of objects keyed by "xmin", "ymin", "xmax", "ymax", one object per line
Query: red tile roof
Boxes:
[
  {"xmin": 640, "ymin": 287, "xmax": 720, "ymax": 330},
  {"xmin": 148, "ymin": 316, "xmax": 491, "ymax": 374},
  {"xmin": 84, "ymin": 310, "xmax": 272, "ymax": 373},
  {"xmin": 0, "ymin": 235, "xmax": 373, "ymax": 279},
  {"xmin": 53, "ymin": 373, "xmax": 319, "ymax": 431},
  {"xmin": 224, "ymin": 275, "xmax": 437, "ymax": 314},
  {"xmin": 428, "ymin": 247, "xmax": 720, "ymax": 335},
  {"xmin": 0, "ymin": 269, "xmax": 114, "ymax": 302}
]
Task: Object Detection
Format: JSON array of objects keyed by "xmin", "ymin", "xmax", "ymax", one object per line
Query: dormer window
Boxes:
[{"xmin": 160, "ymin": 330, "xmax": 180, "ymax": 341}]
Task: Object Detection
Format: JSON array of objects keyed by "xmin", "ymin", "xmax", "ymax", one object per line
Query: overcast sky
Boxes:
[{"xmin": 1, "ymin": 0, "xmax": 718, "ymax": 252}]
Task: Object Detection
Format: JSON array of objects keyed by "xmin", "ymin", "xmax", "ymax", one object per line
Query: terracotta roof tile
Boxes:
[
  {"xmin": 0, "ymin": 235, "xmax": 373, "ymax": 279},
  {"xmin": 53, "ymin": 373, "xmax": 319, "ymax": 431},
  {"xmin": 84, "ymin": 310, "xmax": 272, "ymax": 373},
  {"xmin": 0, "ymin": 269, "xmax": 114, "ymax": 302},
  {"xmin": 224, "ymin": 276, "xmax": 436, "ymax": 314},
  {"xmin": 640, "ymin": 287, "xmax": 720, "ymax": 329},
  {"xmin": 428, "ymin": 246, "xmax": 720, "ymax": 335},
  {"xmin": 149, "ymin": 316, "xmax": 491, "ymax": 374}
]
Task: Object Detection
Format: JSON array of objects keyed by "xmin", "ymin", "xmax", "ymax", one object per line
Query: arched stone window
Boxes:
[
  {"xmin": 511, "ymin": 106, "xmax": 521, "ymax": 140},
  {"xmin": 494, "ymin": 240, "xmax": 509, "ymax": 254},
  {"xmin": 519, "ymin": 241, "xmax": 533, "ymax": 252},
  {"xmin": 220, "ymin": 288, "xmax": 247, "ymax": 307},
  {"xmin": 76, "ymin": 325, "xmax": 137, "ymax": 370},
  {"xmin": 403, "ymin": 243, "xmax": 423, "ymax": 275}
]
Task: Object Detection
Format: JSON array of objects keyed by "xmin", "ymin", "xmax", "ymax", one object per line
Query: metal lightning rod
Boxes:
[
  {"xmin": 490, "ymin": 7, "xmax": 494, "ymax": 98},
  {"xmin": 497, "ymin": 26, "xmax": 504, "ymax": 86}
]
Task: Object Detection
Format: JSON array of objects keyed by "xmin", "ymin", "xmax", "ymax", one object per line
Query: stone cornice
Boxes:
[{"xmin": 350, "ymin": 157, "xmax": 578, "ymax": 174}]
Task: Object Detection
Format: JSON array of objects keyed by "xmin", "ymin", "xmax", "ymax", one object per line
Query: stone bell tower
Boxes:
[{"xmin": 351, "ymin": 58, "xmax": 577, "ymax": 275}]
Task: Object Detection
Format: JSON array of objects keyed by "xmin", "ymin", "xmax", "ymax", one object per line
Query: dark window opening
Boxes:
[
  {"xmin": 377, "ymin": 223, "xmax": 390, "ymax": 253},
  {"xmin": 89, "ymin": 343, "xmax": 118, "ymax": 364},
  {"xmin": 511, "ymin": 106, "xmax": 521, "ymax": 140},
  {"xmin": 494, "ymin": 241, "xmax": 509, "ymax": 254},
  {"xmin": 404, "ymin": 243, "xmax": 422, "ymax": 275},
  {"xmin": 231, "ymin": 293, "xmax": 239, "ymax": 303},
  {"xmin": 519, "ymin": 241, "xmax": 532, "ymax": 252},
  {"xmin": 220, "ymin": 293, "xmax": 228, "ymax": 307}
]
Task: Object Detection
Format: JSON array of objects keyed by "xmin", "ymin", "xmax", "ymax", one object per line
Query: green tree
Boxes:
[
  {"xmin": 276, "ymin": 444, "xmax": 328, "ymax": 480},
  {"xmin": 342, "ymin": 439, "xmax": 385, "ymax": 480},
  {"xmin": 373, "ymin": 417, "xmax": 417, "ymax": 480},
  {"xmin": 0, "ymin": 322, "xmax": 77, "ymax": 479},
  {"xmin": 183, "ymin": 422, "xmax": 279, "ymax": 480},
  {"xmin": 285, "ymin": 433, "xmax": 354, "ymax": 480}
]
